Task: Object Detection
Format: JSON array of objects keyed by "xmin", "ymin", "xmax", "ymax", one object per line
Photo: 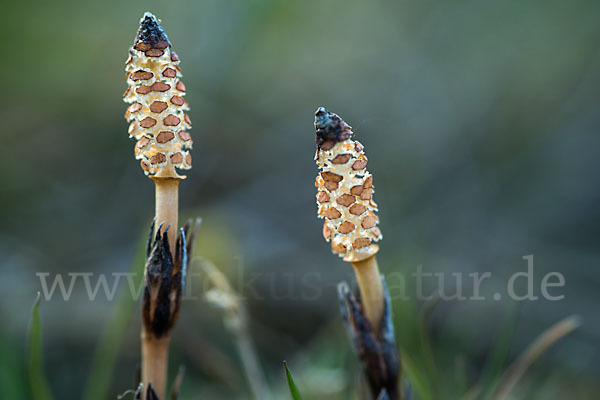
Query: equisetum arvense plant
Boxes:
[
  {"xmin": 315, "ymin": 107, "xmax": 400, "ymax": 399},
  {"xmin": 314, "ymin": 107, "xmax": 385, "ymax": 331},
  {"xmin": 124, "ymin": 12, "xmax": 196, "ymax": 399}
]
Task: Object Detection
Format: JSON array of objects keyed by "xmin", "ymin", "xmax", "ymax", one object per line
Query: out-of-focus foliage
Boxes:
[
  {"xmin": 28, "ymin": 295, "xmax": 52, "ymax": 400},
  {"xmin": 1, "ymin": 0, "xmax": 599, "ymax": 399}
]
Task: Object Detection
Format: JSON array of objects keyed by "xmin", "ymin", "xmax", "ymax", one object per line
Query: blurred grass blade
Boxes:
[
  {"xmin": 28, "ymin": 292, "xmax": 52, "ymax": 400},
  {"xmin": 417, "ymin": 296, "xmax": 440, "ymax": 392},
  {"xmin": 283, "ymin": 361, "xmax": 303, "ymax": 400},
  {"xmin": 400, "ymin": 350, "xmax": 434, "ymax": 400},
  {"xmin": 0, "ymin": 332, "xmax": 27, "ymax": 399},
  {"xmin": 476, "ymin": 307, "xmax": 519, "ymax": 400},
  {"xmin": 171, "ymin": 365, "xmax": 186, "ymax": 400},
  {"xmin": 454, "ymin": 356, "xmax": 469, "ymax": 398},
  {"xmin": 403, "ymin": 380, "xmax": 413, "ymax": 400},
  {"xmin": 490, "ymin": 315, "xmax": 581, "ymax": 400},
  {"xmin": 461, "ymin": 384, "xmax": 482, "ymax": 400},
  {"xmin": 202, "ymin": 259, "xmax": 272, "ymax": 399},
  {"xmin": 82, "ymin": 234, "xmax": 147, "ymax": 400}
]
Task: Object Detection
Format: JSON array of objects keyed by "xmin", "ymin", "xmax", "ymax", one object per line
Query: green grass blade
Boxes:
[
  {"xmin": 283, "ymin": 361, "xmax": 303, "ymax": 400},
  {"xmin": 28, "ymin": 293, "xmax": 52, "ymax": 400},
  {"xmin": 0, "ymin": 332, "xmax": 27, "ymax": 399},
  {"xmin": 400, "ymin": 350, "xmax": 434, "ymax": 400}
]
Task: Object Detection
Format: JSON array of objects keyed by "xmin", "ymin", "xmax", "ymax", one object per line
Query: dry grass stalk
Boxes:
[
  {"xmin": 490, "ymin": 315, "xmax": 580, "ymax": 400},
  {"xmin": 202, "ymin": 260, "xmax": 273, "ymax": 400}
]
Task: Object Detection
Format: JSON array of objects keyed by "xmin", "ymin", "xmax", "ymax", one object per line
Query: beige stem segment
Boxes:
[
  {"xmin": 141, "ymin": 334, "xmax": 170, "ymax": 399},
  {"xmin": 349, "ymin": 254, "xmax": 385, "ymax": 335},
  {"xmin": 152, "ymin": 177, "xmax": 180, "ymax": 251}
]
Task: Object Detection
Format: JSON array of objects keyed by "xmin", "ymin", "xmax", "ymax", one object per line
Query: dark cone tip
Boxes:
[
  {"xmin": 314, "ymin": 106, "xmax": 352, "ymax": 149},
  {"xmin": 314, "ymin": 106, "xmax": 336, "ymax": 130},
  {"xmin": 135, "ymin": 12, "xmax": 170, "ymax": 48}
]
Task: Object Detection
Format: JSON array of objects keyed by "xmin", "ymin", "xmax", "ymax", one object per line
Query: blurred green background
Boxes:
[{"xmin": 0, "ymin": 0, "xmax": 599, "ymax": 399}]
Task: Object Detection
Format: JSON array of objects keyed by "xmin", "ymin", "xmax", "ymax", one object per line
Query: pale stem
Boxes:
[
  {"xmin": 350, "ymin": 254, "xmax": 385, "ymax": 335},
  {"xmin": 141, "ymin": 334, "xmax": 170, "ymax": 399},
  {"xmin": 152, "ymin": 177, "xmax": 180, "ymax": 251}
]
